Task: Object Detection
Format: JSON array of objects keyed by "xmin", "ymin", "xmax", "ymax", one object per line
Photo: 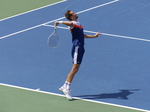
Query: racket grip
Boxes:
[{"xmin": 54, "ymin": 26, "xmax": 57, "ymax": 30}]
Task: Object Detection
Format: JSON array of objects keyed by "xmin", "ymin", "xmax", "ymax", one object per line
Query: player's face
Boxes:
[{"xmin": 70, "ymin": 11, "xmax": 78, "ymax": 20}]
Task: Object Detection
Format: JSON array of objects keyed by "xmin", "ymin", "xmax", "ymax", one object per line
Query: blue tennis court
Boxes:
[{"xmin": 0, "ymin": 0, "xmax": 150, "ymax": 111}]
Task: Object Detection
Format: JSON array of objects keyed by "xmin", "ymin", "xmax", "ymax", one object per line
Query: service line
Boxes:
[{"xmin": 43, "ymin": 24, "xmax": 150, "ymax": 43}]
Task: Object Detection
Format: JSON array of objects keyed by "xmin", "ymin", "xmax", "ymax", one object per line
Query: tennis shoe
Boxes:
[{"xmin": 59, "ymin": 87, "xmax": 72, "ymax": 100}]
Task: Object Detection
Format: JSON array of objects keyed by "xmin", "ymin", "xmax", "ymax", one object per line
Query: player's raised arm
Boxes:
[{"xmin": 54, "ymin": 21, "xmax": 73, "ymax": 27}]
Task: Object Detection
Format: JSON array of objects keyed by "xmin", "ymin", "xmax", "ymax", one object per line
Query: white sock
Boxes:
[
  {"xmin": 62, "ymin": 81, "xmax": 68, "ymax": 88},
  {"xmin": 66, "ymin": 82, "xmax": 71, "ymax": 90},
  {"xmin": 62, "ymin": 81, "xmax": 71, "ymax": 90}
]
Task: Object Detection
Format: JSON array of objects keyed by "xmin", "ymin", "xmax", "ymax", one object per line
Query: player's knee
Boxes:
[
  {"xmin": 72, "ymin": 66, "xmax": 79, "ymax": 73},
  {"xmin": 74, "ymin": 68, "xmax": 79, "ymax": 73}
]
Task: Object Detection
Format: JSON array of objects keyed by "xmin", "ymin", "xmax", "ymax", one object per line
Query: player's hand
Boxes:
[
  {"xmin": 54, "ymin": 21, "xmax": 59, "ymax": 27},
  {"xmin": 94, "ymin": 32, "xmax": 101, "ymax": 38}
]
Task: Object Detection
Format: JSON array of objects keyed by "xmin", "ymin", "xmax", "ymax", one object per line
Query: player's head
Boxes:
[{"xmin": 65, "ymin": 10, "xmax": 78, "ymax": 21}]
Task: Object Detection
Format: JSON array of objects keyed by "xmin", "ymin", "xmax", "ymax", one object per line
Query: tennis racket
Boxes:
[{"xmin": 47, "ymin": 27, "xmax": 59, "ymax": 48}]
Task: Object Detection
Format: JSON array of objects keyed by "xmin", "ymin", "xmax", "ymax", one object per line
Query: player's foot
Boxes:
[{"xmin": 59, "ymin": 87, "xmax": 72, "ymax": 100}]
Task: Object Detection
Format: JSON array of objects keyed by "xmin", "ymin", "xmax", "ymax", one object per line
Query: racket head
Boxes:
[{"xmin": 47, "ymin": 27, "xmax": 59, "ymax": 48}]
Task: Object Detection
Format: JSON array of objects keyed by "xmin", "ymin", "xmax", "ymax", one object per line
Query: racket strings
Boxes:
[{"xmin": 48, "ymin": 33, "xmax": 59, "ymax": 48}]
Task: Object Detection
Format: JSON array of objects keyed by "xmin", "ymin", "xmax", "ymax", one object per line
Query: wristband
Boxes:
[{"xmin": 58, "ymin": 21, "xmax": 63, "ymax": 24}]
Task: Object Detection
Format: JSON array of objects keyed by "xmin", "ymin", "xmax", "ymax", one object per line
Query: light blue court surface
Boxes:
[{"xmin": 0, "ymin": 0, "xmax": 150, "ymax": 111}]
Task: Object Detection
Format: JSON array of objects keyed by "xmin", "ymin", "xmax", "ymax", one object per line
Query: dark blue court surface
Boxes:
[{"xmin": 0, "ymin": 0, "xmax": 150, "ymax": 111}]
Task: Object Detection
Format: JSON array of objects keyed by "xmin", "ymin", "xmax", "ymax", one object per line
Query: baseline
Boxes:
[{"xmin": 0, "ymin": 83, "xmax": 148, "ymax": 112}]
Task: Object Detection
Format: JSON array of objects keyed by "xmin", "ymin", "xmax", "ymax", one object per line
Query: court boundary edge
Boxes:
[
  {"xmin": 0, "ymin": 83, "xmax": 149, "ymax": 112},
  {"xmin": 0, "ymin": 0, "xmax": 67, "ymax": 22}
]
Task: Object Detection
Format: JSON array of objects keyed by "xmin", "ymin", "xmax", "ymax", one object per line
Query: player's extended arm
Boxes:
[
  {"xmin": 84, "ymin": 32, "xmax": 101, "ymax": 38},
  {"xmin": 54, "ymin": 21, "xmax": 73, "ymax": 27}
]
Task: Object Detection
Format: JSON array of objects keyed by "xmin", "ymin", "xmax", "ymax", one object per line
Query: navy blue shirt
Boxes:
[{"xmin": 70, "ymin": 21, "xmax": 84, "ymax": 46}]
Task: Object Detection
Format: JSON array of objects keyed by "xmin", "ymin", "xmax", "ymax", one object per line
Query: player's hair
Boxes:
[{"xmin": 65, "ymin": 10, "xmax": 72, "ymax": 21}]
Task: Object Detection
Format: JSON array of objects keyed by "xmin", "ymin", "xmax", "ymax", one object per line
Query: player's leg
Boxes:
[
  {"xmin": 66, "ymin": 64, "xmax": 80, "ymax": 83},
  {"xmin": 59, "ymin": 64, "xmax": 80, "ymax": 100},
  {"xmin": 59, "ymin": 46, "xmax": 84, "ymax": 100}
]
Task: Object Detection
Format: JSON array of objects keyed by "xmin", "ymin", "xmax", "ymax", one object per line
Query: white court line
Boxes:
[
  {"xmin": 77, "ymin": 0, "xmax": 119, "ymax": 14},
  {"xmin": 0, "ymin": 83, "xmax": 149, "ymax": 112},
  {"xmin": 42, "ymin": 0, "xmax": 119, "ymax": 25},
  {"xmin": 0, "ymin": 0, "xmax": 119, "ymax": 39},
  {"xmin": 0, "ymin": 0, "xmax": 67, "ymax": 22},
  {"xmin": 43, "ymin": 24, "xmax": 150, "ymax": 42}
]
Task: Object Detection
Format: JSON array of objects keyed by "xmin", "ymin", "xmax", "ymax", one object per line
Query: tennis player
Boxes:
[{"xmin": 54, "ymin": 10, "xmax": 100, "ymax": 100}]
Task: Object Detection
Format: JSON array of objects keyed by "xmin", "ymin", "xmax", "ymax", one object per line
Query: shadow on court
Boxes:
[{"xmin": 75, "ymin": 89, "xmax": 140, "ymax": 100}]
